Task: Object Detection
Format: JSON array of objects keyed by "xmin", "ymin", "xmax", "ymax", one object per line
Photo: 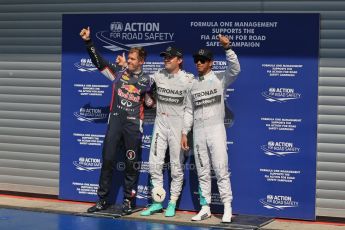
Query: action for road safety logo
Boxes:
[
  {"xmin": 96, "ymin": 22, "xmax": 175, "ymax": 52},
  {"xmin": 141, "ymin": 135, "xmax": 152, "ymax": 149},
  {"xmin": 261, "ymin": 141, "xmax": 300, "ymax": 157},
  {"xmin": 74, "ymin": 104, "xmax": 109, "ymax": 123},
  {"xmin": 262, "ymin": 87, "xmax": 301, "ymax": 103},
  {"xmin": 260, "ymin": 195, "xmax": 299, "ymax": 210},
  {"xmin": 73, "ymin": 157, "xmax": 102, "ymax": 172},
  {"xmin": 74, "ymin": 58, "xmax": 97, "ymax": 72},
  {"xmin": 136, "ymin": 185, "xmax": 151, "ymax": 199}
]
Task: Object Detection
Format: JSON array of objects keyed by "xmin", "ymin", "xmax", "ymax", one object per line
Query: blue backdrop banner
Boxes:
[{"xmin": 60, "ymin": 13, "xmax": 319, "ymax": 220}]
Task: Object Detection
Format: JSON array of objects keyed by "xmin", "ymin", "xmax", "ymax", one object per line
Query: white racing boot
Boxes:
[
  {"xmin": 191, "ymin": 205, "xmax": 211, "ymax": 221},
  {"xmin": 222, "ymin": 203, "xmax": 232, "ymax": 223}
]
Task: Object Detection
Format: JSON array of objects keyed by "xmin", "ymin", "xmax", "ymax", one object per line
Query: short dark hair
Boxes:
[{"xmin": 129, "ymin": 47, "xmax": 147, "ymax": 61}]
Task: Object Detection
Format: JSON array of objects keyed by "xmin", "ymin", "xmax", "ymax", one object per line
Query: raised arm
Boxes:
[
  {"xmin": 80, "ymin": 26, "xmax": 123, "ymax": 81},
  {"xmin": 218, "ymin": 34, "xmax": 241, "ymax": 88}
]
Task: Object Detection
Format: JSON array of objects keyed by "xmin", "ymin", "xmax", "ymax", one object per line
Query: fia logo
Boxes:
[{"xmin": 110, "ymin": 22, "xmax": 123, "ymax": 32}]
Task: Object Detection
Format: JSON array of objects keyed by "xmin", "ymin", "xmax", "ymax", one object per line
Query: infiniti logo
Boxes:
[{"xmin": 121, "ymin": 99, "xmax": 132, "ymax": 107}]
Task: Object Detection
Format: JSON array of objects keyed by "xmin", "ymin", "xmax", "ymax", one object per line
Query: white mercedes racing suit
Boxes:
[
  {"xmin": 183, "ymin": 49, "xmax": 240, "ymax": 205},
  {"xmin": 149, "ymin": 69, "xmax": 194, "ymax": 201}
]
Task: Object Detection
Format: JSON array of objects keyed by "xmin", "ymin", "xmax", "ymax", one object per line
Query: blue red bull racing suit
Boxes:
[{"xmin": 85, "ymin": 40, "xmax": 151, "ymax": 208}]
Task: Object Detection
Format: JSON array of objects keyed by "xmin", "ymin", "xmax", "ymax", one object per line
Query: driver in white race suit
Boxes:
[
  {"xmin": 181, "ymin": 34, "xmax": 240, "ymax": 223},
  {"xmin": 140, "ymin": 47, "xmax": 194, "ymax": 218}
]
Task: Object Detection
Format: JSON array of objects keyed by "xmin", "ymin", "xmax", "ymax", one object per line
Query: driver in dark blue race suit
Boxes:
[{"xmin": 80, "ymin": 27, "xmax": 153, "ymax": 215}]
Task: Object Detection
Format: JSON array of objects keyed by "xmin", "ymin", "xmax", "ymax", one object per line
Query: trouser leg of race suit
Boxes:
[
  {"xmin": 168, "ymin": 121, "xmax": 185, "ymax": 201},
  {"xmin": 122, "ymin": 121, "xmax": 142, "ymax": 201},
  {"xmin": 149, "ymin": 119, "xmax": 168, "ymax": 189},
  {"xmin": 193, "ymin": 126, "xmax": 212, "ymax": 205},
  {"xmin": 208, "ymin": 123, "xmax": 232, "ymax": 204},
  {"xmin": 97, "ymin": 114, "xmax": 123, "ymax": 200}
]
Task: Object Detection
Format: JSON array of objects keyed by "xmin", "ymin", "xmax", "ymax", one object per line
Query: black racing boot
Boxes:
[
  {"xmin": 122, "ymin": 199, "xmax": 134, "ymax": 215},
  {"xmin": 87, "ymin": 199, "xmax": 108, "ymax": 213}
]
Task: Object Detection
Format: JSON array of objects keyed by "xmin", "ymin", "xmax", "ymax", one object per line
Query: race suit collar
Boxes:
[
  {"xmin": 198, "ymin": 70, "xmax": 213, "ymax": 81},
  {"xmin": 130, "ymin": 69, "xmax": 143, "ymax": 79},
  {"xmin": 167, "ymin": 69, "xmax": 183, "ymax": 78}
]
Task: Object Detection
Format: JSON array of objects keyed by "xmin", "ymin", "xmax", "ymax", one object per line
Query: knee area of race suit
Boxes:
[
  {"xmin": 99, "ymin": 159, "xmax": 114, "ymax": 174},
  {"xmin": 169, "ymin": 161, "xmax": 184, "ymax": 180},
  {"xmin": 101, "ymin": 131, "xmax": 122, "ymax": 161}
]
